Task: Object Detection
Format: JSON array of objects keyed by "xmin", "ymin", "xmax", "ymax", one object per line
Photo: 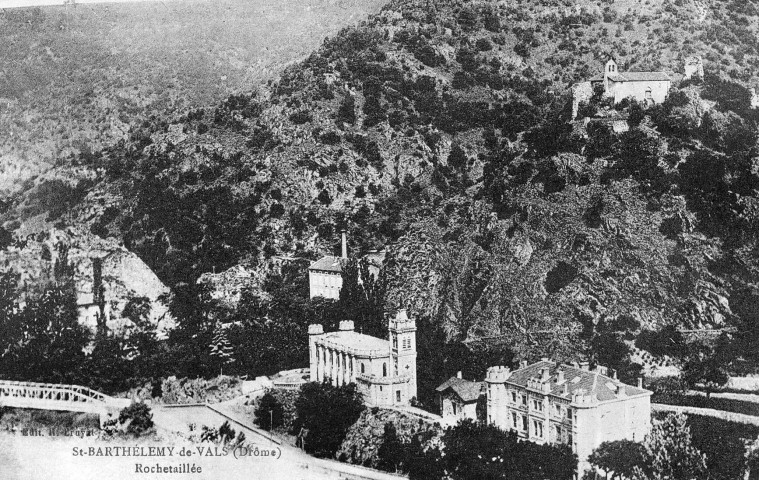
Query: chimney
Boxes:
[
  {"xmin": 613, "ymin": 370, "xmax": 618, "ymax": 380},
  {"xmin": 520, "ymin": 360, "xmax": 528, "ymax": 369},
  {"xmin": 456, "ymin": 371, "xmax": 462, "ymax": 379},
  {"xmin": 637, "ymin": 377, "xmax": 643, "ymax": 389},
  {"xmin": 541, "ymin": 367, "xmax": 550, "ymax": 382},
  {"xmin": 339, "ymin": 320, "xmax": 355, "ymax": 331},
  {"xmin": 580, "ymin": 361, "xmax": 590, "ymax": 371},
  {"xmin": 557, "ymin": 370, "xmax": 565, "ymax": 384},
  {"xmin": 562, "ymin": 383, "xmax": 569, "ymax": 395},
  {"xmin": 341, "ymin": 230, "xmax": 348, "ymax": 259}
]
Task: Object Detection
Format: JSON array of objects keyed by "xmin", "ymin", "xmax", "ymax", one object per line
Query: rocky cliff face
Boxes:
[
  {"xmin": 0, "ymin": 226, "xmax": 171, "ymax": 335},
  {"xmin": 337, "ymin": 408, "xmax": 441, "ymax": 467}
]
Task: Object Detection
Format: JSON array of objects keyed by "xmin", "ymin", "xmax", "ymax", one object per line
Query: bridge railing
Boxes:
[{"xmin": 0, "ymin": 380, "xmax": 112, "ymax": 405}]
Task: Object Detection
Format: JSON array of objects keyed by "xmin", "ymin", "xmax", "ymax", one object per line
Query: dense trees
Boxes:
[
  {"xmin": 0, "ymin": 270, "xmax": 90, "ymax": 384},
  {"xmin": 682, "ymin": 341, "xmax": 731, "ymax": 398},
  {"xmin": 408, "ymin": 419, "xmax": 576, "ymax": 480},
  {"xmin": 337, "ymin": 257, "xmax": 387, "ymax": 339},
  {"xmin": 587, "ymin": 440, "xmax": 646, "ymax": 480},
  {"xmin": 254, "ymin": 392, "xmax": 285, "ymax": 432},
  {"xmin": 294, "ymin": 382, "xmax": 365, "ymax": 457}
]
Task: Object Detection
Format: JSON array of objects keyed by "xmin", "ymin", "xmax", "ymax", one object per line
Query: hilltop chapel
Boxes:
[{"xmin": 573, "ymin": 58, "xmax": 672, "ymax": 118}]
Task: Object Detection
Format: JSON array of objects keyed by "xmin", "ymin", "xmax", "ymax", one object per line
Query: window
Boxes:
[
  {"xmin": 533, "ymin": 421, "xmax": 544, "ymax": 438},
  {"xmin": 511, "ymin": 392, "xmax": 517, "ymax": 403},
  {"xmin": 394, "ymin": 358, "xmax": 398, "ymax": 376},
  {"xmin": 556, "ymin": 426, "xmax": 563, "ymax": 442},
  {"xmin": 360, "ymin": 363, "xmax": 365, "ymax": 374},
  {"xmin": 511, "ymin": 412, "xmax": 518, "ymax": 428},
  {"xmin": 521, "ymin": 415, "xmax": 528, "ymax": 432},
  {"xmin": 521, "ymin": 395, "xmax": 527, "ymax": 406},
  {"xmin": 393, "ymin": 337, "xmax": 398, "ymax": 350},
  {"xmin": 396, "ymin": 391, "xmax": 402, "ymax": 403},
  {"xmin": 403, "ymin": 337, "xmax": 411, "ymax": 350},
  {"xmin": 488, "ymin": 415, "xmax": 492, "ymax": 424},
  {"xmin": 383, "ymin": 363, "xmax": 387, "ymax": 377},
  {"xmin": 533, "ymin": 399, "xmax": 543, "ymax": 411},
  {"xmin": 555, "ymin": 404, "xmax": 562, "ymax": 416}
]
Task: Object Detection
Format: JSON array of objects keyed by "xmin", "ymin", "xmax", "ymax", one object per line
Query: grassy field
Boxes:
[
  {"xmin": 654, "ymin": 392, "xmax": 759, "ymax": 417},
  {"xmin": 0, "ymin": 0, "xmax": 386, "ymax": 195}
]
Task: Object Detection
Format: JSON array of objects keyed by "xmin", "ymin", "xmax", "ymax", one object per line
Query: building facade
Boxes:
[
  {"xmin": 308, "ymin": 231, "xmax": 348, "ymax": 299},
  {"xmin": 485, "ymin": 360, "xmax": 652, "ymax": 476},
  {"xmin": 308, "ymin": 256, "xmax": 345, "ymax": 300},
  {"xmin": 308, "ymin": 310, "xmax": 417, "ymax": 407},
  {"xmin": 590, "ymin": 59, "xmax": 671, "ymax": 105}
]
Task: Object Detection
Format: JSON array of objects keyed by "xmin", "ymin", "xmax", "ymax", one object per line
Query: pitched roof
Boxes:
[
  {"xmin": 309, "ymin": 256, "xmax": 346, "ymax": 273},
  {"xmin": 503, "ymin": 361, "xmax": 650, "ymax": 403},
  {"xmin": 315, "ymin": 330, "xmax": 390, "ymax": 356},
  {"xmin": 436, "ymin": 377, "xmax": 484, "ymax": 402},
  {"xmin": 589, "ymin": 71, "xmax": 671, "ymax": 83}
]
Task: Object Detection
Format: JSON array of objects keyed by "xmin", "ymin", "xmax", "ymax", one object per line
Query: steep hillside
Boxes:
[
  {"xmin": 6, "ymin": 0, "xmax": 759, "ymax": 375},
  {"xmin": 0, "ymin": 0, "xmax": 387, "ymax": 195}
]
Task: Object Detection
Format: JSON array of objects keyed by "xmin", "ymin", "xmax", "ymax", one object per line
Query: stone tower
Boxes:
[{"xmin": 389, "ymin": 309, "xmax": 417, "ymax": 401}]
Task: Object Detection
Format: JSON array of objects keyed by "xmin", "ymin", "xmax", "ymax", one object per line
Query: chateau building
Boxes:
[
  {"xmin": 485, "ymin": 360, "xmax": 652, "ymax": 476},
  {"xmin": 308, "ymin": 310, "xmax": 417, "ymax": 406}
]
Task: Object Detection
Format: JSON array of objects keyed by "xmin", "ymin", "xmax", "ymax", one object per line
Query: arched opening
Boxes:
[
  {"xmin": 361, "ymin": 363, "xmax": 365, "ymax": 374},
  {"xmin": 383, "ymin": 363, "xmax": 387, "ymax": 377}
]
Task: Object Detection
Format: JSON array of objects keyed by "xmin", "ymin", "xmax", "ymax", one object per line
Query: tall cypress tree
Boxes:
[{"xmin": 209, "ymin": 322, "xmax": 235, "ymax": 376}]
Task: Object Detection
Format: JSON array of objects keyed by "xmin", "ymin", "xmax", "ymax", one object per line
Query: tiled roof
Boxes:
[
  {"xmin": 504, "ymin": 361, "xmax": 650, "ymax": 403},
  {"xmin": 316, "ymin": 330, "xmax": 390, "ymax": 355},
  {"xmin": 589, "ymin": 71, "xmax": 671, "ymax": 82},
  {"xmin": 309, "ymin": 256, "xmax": 346, "ymax": 273},
  {"xmin": 436, "ymin": 377, "xmax": 484, "ymax": 402}
]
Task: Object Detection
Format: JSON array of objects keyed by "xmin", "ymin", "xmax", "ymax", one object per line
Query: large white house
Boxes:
[
  {"xmin": 486, "ymin": 360, "xmax": 652, "ymax": 476},
  {"xmin": 308, "ymin": 310, "xmax": 417, "ymax": 406}
]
